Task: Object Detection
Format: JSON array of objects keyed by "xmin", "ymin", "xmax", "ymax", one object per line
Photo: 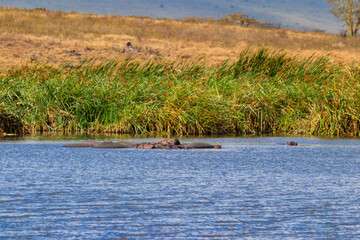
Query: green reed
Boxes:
[{"xmin": 1, "ymin": 48, "xmax": 359, "ymax": 136}]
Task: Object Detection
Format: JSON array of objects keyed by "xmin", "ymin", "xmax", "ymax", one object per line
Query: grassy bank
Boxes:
[{"xmin": 1, "ymin": 49, "xmax": 360, "ymax": 136}]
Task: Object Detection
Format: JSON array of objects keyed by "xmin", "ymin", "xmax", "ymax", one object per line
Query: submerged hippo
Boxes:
[
  {"xmin": 64, "ymin": 138, "xmax": 221, "ymax": 149},
  {"xmin": 136, "ymin": 139, "xmax": 222, "ymax": 149},
  {"xmin": 63, "ymin": 141, "xmax": 137, "ymax": 148},
  {"xmin": 62, "ymin": 140, "xmax": 101, "ymax": 148},
  {"xmin": 92, "ymin": 141, "xmax": 138, "ymax": 148},
  {"xmin": 185, "ymin": 142, "xmax": 222, "ymax": 149}
]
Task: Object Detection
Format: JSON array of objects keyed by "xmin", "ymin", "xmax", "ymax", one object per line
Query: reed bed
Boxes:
[{"xmin": 1, "ymin": 48, "xmax": 359, "ymax": 136}]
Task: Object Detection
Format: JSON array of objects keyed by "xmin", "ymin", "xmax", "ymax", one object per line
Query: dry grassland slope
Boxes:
[{"xmin": 0, "ymin": 7, "xmax": 359, "ymax": 69}]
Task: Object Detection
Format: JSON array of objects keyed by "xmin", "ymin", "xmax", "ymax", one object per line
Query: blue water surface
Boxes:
[{"xmin": 0, "ymin": 137, "xmax": 359, "ymax": 239}]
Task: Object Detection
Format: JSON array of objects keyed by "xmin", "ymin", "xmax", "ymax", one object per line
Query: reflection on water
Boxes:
[{"xmin": 0, "ymin": 136, "xmax": 360, "ymax": 239}]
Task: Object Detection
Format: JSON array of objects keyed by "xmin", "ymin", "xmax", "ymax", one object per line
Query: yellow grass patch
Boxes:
[{"xmin": 0, "ymin": 6, "xmax": 359, "ymax": 70}]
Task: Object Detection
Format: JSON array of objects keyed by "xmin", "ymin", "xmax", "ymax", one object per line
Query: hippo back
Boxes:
[
  {"xmin": 185, "ymin": 142, "xmax": 217, "ymax": 149},
  {"xmin": 63, "ymin": 141, "xmax": 100, "ymax": 148}
]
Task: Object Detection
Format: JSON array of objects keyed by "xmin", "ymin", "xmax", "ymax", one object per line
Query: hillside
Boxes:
[
  {"xmin": 0, "ymin": 0, "xmax": 342, "ymax": 33},
  {"xmin": 0, "ymin": 7, "xmax": 359, "ymax": 70}
]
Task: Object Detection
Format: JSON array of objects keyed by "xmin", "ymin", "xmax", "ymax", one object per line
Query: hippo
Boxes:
[
  {"xmin": 184, "ymin": 142, "xmax": 222, "ymax": 149},
  {"xmin": 136, "ymin": 138, "xmax": 183, "ymax": 149},
  {"xmin": 134, "ymin": 139, "xmax": 221, "ymax": 150},
  {"xmin": 136, "ymin": 143, "xmax": 156, "ymax": 149},
  {"xmin": 63, "ymin": 140, "xmax": 137, "ymax": 148},
  {"xmin": 92, "ymin": 141, "xmax": 138, "ymax": 148},
  {"xmin": 286, "ymin": 141, "xmax": 298, "ymax": 146},
  {"xmin": 64, "ymin": 138, "xmax": 221, "ymax": 149},
  {"xmin": 62, "ymin": 140, "xmax": 101, "ymax": 148}
]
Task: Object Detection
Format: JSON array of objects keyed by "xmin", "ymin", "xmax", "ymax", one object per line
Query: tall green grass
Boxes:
[{"xmin": 1, "ymin": 48, "xmax": 359, "ymax": 136}]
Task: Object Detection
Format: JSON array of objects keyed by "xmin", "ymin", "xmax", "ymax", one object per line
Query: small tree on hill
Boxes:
[{"xmin": 327, "ymin": 0, "xmax": 360, "ymax": 36}]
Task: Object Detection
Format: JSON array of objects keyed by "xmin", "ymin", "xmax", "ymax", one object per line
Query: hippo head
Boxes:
[{"xmin": 170, "ymin": 138, "xmax": 180, "ymax": 145}]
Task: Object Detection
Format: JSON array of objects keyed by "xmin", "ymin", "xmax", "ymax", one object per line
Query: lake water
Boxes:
[{"xmin": 0, "ymin": 136, "xmax": 359, "ymax": 239}]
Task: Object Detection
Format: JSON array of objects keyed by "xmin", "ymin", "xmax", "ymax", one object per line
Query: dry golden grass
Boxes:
[{"xmin": 0, "ymin": 6, "xmax": 360, "ymax": 69}]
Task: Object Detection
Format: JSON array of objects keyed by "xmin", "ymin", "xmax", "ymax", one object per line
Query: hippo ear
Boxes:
[{"xmin": 173, "ymin": 138, "xmax": 180, "ymax": 145}]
